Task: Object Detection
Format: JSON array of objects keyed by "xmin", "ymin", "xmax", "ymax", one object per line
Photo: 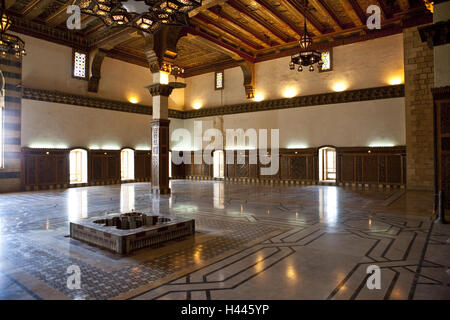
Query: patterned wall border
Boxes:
[
  {"xmin": 22, "ymin": 85, "xmax": 404, "ymax": 120},
  {"xmin": 182, "ymin": 85, "xmax": 405, "ymax": 119}
]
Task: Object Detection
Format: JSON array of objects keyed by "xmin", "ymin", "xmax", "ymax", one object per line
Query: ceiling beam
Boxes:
[
  {"xmin": 377, "ymin": 0, "xmax": 393, "ymax": 19},
  {"xmin": 340, "ymin": 0, "xmax": 366, "ymax": 26},
  {"xmin": 193, "ymin": 14, "xmax": 263, "ymax": 50},
  {"xmin": 283, "ymin": 0, "xmax": 329, "ymax": 34},
  {"xmin": 310, "ymin": 0, "xmax": 345, "ymax": 30},
  {"xmin": 22, "ymin": 0, "xmax": 55, "ymax": 20},
  {"xmin": 253, "ymin": 0, "xmax": 305, "ymax": 35},
  {"xmin": 46, "ymin": 4, "xmax": 70, "ymax": 27},
  {"xmin": 185, "ymin": 26, "xmax": 255, "ymax": 62},
  {"xmin": 188, "ymin": 34, "xmax": 242, "ymax": 61},
  {"xmin": 208, "ymin": 6, "xmax": 275, "ymax": 47},
  {"xmin": 89, "ymin": 28, "xmax": 139, "ymax": 50},
  {"xmin": 5, "ymin": 0, "xmax": 17, "ymax": 9},
  {"xmin": 226, "ymin": 0, "xmax": 293, "ymax": 43}
]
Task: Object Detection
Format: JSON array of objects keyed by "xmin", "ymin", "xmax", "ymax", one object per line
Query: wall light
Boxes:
[
  {"xmin": 283, "ymin": 87, "xmax": 297, "ymax": 98},
  {"xmin": 388, "ymin": 77, "xmax": 403, "ymax": 85},
  {"xmin": 332, "ymin": 82, "xmax": 347, "ymax": 92},
  {"xmin": 128, "ymin": 97, "xmax": 139, "ymax": 104},
  {"xmin": 254, "ymin": 93, "xmax": 264, "ymax": 102},
  {"xmin": 29, "ymin": 143, "xmax": 68, "ymax": 149},
  {"xmin": 287, "ymin": 143, "xmax": 308, "ymax": 149},
  {"xmin": 193, "ymin": 101, "xmax": 202, "ymax": 110},
  {"xmin": 369, "ymin": 141, "xmax": 395, "ymax": 147}
]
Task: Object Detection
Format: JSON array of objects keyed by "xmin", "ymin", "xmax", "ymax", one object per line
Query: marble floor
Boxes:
[{"xmin": 0, "ymin": 180, "xmax": 448, "ymax": 300}]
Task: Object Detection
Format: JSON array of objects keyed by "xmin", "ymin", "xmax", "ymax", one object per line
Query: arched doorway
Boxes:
[
  {"xmin": 70, "ymin": 149, "xmax": 88, "ymax": 184},
  {"xmin": 319, "ymin": 146, "xmax": 336, "ymax": 182}
]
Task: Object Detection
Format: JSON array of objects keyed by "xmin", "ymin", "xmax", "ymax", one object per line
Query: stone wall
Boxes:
[{"xmin": 404, "ymin": 26, "xmax": 435, "ymax": 190}]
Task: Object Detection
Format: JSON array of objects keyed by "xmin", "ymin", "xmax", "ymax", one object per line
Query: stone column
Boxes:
[{"xmin": 146, "ymin": 82, "xmax": 174, "ymax": 195}]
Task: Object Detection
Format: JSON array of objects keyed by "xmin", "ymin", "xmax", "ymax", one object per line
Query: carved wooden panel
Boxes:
[
  {"xmin": 236, "ymin": 163, "xmax": 249, "ymax": 177},
  {"xmin": 290, "ymin": 156, "xmax": 307, "ymax": 180},
  {"xmin": 341, "ymin": 155, "xmax": 355, "ymax": 182},
  {"xmin": 88, "ymin": 150, "xmax": 121, "ymax": 183},
  {"xmin": 135, "ymin": 151, "xmax": 152, "ymax": 180},
  {"xmin": 22, "ymin": 148, "xmax": 69, "ymax": 187},
  {"xmin": 362, "ymin": 156, "xmax": 378, "ymax": 183}
]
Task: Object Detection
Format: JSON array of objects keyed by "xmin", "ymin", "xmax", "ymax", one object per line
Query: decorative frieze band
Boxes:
[
  {"xmin": 182, "ymin": 85, "xmax": 405, "ymax": 119},
  {"xmin": 22, "ymin": 87, "xmax": 154, "ymax": 116},
  {"xmin": 22, "ymin": 85, "xmax": 404, "ymax": 120}
]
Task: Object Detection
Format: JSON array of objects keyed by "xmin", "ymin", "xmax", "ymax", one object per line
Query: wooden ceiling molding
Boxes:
[{"xmin": 5, "ymin": 0, "xmax": 432, "ymax": 77}]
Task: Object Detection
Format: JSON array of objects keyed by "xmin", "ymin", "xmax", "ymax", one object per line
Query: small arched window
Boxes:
[
  {"xmin": 70, "ymin": 149, "xmax": 88, "ymax": 184},
  {"xmin": 121, "ymin": 148, "xmax": 135, "ymax": 180}
]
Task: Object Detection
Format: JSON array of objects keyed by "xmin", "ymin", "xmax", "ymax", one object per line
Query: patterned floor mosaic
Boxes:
[{"xmin": 0, "ymin": 181, "xmax": 448, "ymax": 300}]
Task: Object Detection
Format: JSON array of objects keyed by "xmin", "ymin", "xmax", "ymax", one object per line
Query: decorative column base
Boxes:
[{"xmin": 151, "ymin": 119, "xmax": 171, "ymax": 195}]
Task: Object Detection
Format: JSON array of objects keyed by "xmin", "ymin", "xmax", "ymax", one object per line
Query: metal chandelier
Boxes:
[
  {"xmin": 0, "ymin": 0, "xmax": 26, "ymax": 59},
  {"xmin": 73, "ymin": 0, "xmax": 202, "ymax": 34},
  {"xmin": 289, "ymin": 1, "xmax": 323, "ymax": 72}
]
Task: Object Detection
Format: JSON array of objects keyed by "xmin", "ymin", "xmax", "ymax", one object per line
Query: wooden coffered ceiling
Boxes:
[{"xmin": 7, "ymin": 0, "xmax": 432, "ymax": 77}]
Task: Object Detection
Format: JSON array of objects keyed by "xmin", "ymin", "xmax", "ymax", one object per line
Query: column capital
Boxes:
[{"xmin": 146, "ymin": 84, "xmax": 174, "ymax": 97}]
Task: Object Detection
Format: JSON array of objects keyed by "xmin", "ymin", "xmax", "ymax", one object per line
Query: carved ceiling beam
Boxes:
[
  {"xmin": 282, "ymin": 0, "xmax": 327, "ymax": 34},
  {"xmin": 22, "ymin": 0, "xmax": 55, "ymax": 20},
  {"xmin": 193, "ymin": 14, "xmax": 263, "ymax": 50},
  {"xmin": 226, "ymin": 0, "xmax": 293, "ymax": 43},
  {"xmin": 309, "ymin": 0, "xmax": 345, "ymax": 30},
  {"xmin": 185, "ymin": 26, "xmax": 255, "ymax": 63},
  {"xmin": 208, "ymin": 6, "xmax": 275, "ymax": 47},
  {"xmin": 188, "ymin": 0, "xmax": 228, "ymax": 17},
  {"xmin": 188, "ymin": 34, "xmax": 242, "ymax": 61},
  {"xmin": 253, "ymin": 0, "xmax": 305, "ymax": 36},
  {"xmin": 88, "ymin": 27, "xmax": 137, "ymax": 50},
  {"xmin": 377, "ymin": 0, "xmax": 393, "ymax": 19},
  {"xmin": 5, "ymin": 0, "xmax": 17, "ymax": 9},
  {"xmin": 46, "ymin": 4, "xmax": 71, "ymax": 27},
  {"xmin": 338, "ymin": 0, "xmax": 366, "ymax": 26}
]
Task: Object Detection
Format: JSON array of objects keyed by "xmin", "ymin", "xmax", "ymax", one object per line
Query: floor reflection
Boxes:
[
  {"xmin": 68, "ymin": 188, "xmax": 88, "ymax": 221},
  {"xmin": 120, "ymin": 184, "xmax": 135, "ymax": 213},
  {"xmin": 213, "ymin": 182, "xmax": 225, "ymax": 209}
]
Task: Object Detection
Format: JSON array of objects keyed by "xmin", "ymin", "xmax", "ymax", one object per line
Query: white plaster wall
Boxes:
[
  {"xmin": 21, "ymin": 99, "xmax": 153, "ymax": 150},
  {"xmin": 171, "ymin": 98, "xmax": 406, "ymax": 149},
  {"xmin": 18, "ymin": 34, "xmax": 185, "ymax": 110},
  {"xmin": 184, "ymin": 34, "xmax": 404, "ymax": 110}
]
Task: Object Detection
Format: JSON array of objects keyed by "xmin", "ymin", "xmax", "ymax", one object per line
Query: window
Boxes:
[
  {"xmin": 319, "ymin": 147, "xmax": 336, "ymax": 181},
  {"xmin": 215, "ymin": 71, "xmax": 224, "ymax": 90},
  {"xmin": 213, "ymin": 150, "xmax": 224, "ymax": 178},
  {"xmin": 169, "ymin": 151, "xmax": 172, "ymax": 178},
  {"xmin": 73, "ymin": 50, "xmax": 88, "ymax": 79},
  {"xmin": 70, "ymin": 149, "xmax": 88, "ymax": 184},
  {"xmin": 320, "ymin": 49, "xmax": 332, "ymax": 72},
  {"xmin": 121, "ymin": 149, "xmax": 135, "ymax": 180}
]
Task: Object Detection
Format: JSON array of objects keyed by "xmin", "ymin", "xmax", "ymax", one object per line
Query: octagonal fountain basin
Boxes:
[{"xmin": 70, "ymin": 212, "xmax": 195, "ymax": 254}]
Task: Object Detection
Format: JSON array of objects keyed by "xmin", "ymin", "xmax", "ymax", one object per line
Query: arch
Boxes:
[
  {"xmin": 318, "ymin": 146, "xmax": 337, "ymax": 182},
  {"xmin": 70, "ymin": 148, "xmax": 88, "ymax": 184},
  {"xmin": 121, "ymin": 148, "xmax": 135, "ymax": 181}
]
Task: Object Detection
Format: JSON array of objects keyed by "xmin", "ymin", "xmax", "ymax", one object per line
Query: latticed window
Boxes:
[
  {"xmin": 73, "ymin": 50, "xmax": 87, "ymax": 79},
  {"xmin": 320, "ymin": 50, "xmax": 332, "ymax": 71},
  {"xmin": 215, "ymin": 71, "xmax": 224, "ymax": 90}
]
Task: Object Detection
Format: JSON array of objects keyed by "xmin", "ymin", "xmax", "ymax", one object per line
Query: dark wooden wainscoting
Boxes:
[
  {"xmin": 433, "ymin": 86, "xmax": 450, "ymax": 211},
  {"xmin": 336, "ymin": 147, "xmax": 406, "ymax": 185},
  {"xmin": 135, "ymin": 150, "xmax": 152, "ymax": 181},
  {"xmin": 88, "ymin": 150, "xmax": 121, "ymax": 184},
  {"xmin": 183, "ymin": 151, "xmax": 213, "ymax": 178},
  {"xmin": 21, "ymin": 148, "xmax": 70, "ymax": 189},
  {"xmin": 177, "ymin": 147, "xmax": 406, "ymax": 186}
]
